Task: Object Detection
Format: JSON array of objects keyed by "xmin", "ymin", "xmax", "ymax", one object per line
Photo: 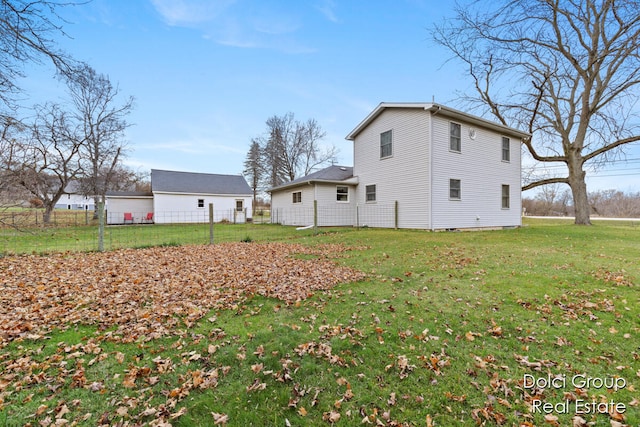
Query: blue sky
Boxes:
[{"xmin": 19, "ymin": 0, "xmax": 640, "ymax": 195}]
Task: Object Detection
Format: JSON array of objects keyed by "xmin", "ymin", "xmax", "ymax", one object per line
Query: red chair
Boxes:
[
  {"xmin": 142, "ymin": 212, "xmax": 154, "ymax": 223},
  {"xmin": 123, "ymin": 212, "xmax": 134, "ymax": 224}
]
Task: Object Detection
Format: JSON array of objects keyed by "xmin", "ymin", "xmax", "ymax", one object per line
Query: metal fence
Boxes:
[
  {"xmin": 0, "ymin": 203, "xmax": 397, "ymax": 255},
  {"xmin": 272, "ymin": 202, "xmax": 397, "ymax": 228}
]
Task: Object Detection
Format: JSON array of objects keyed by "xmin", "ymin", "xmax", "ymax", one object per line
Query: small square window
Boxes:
[
  {"xmin": 380, "ymin": 130, "xmax": 393, "ymax": 158},
  {"xmin": 502, "ymin": 185, "xmax": 510, "ymax": 209},
  {"xmin": 450, "ymin": 122, "xmax": 461, "ymax": 152},
  {"xmin": 336, "ymin": 186, "xmax": 349, "ymax": 202},
  {"xmin": 502, "ymin": 137, "xmax": 510, "ymax": 162},
  {"xmin": 365, "ymin": 184, "xmax": 376, "ymax": 202},
  {"xmin": 292, "ymin": 191, "xmax": 302, "ymax": 204},
  {"xmin": 197, "ymin": 199, "xmax": 204, "ymax": 208},
  {"xmin": 449, "ymin": 179, "xmax": 461, "ymax": 200}
]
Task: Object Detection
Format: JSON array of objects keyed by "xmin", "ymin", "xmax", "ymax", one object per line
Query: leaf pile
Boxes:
[{"xmin": 0, "ymin": 243, "xmax": 366, "ymax": 344}]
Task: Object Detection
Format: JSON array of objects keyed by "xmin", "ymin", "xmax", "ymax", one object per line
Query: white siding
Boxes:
[
  {"xmin": 430, "ymin": 116, "xmax": 522, "ymax": 229},
  {"xmin": 314, "ymin": 183, "xmax": 356, "ymax": 226},
  {"xmin": 106, "ymin": 197, "xmax": 153, "ymax": 224},
  {"xmin": 270, "ymin": 186, "xmax": 315, "ymax": 226},
  {"xmin": 353, "ymin": 108, "xmax": 431, "ymax": 228},
  {"xmin": 153, "ymin": 193, "xmax": 252, "ymax": 224},
  {"xmin": 271, "ymin": 183, "xmax": 357, "ymax": 226}
]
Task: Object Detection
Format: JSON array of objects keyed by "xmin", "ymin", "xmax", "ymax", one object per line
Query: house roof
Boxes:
[
  {"xmin": 345, "ymin": 102, "xmax": 531, "ymax": 141},
  {"xmin": 270, "ymin": 165, "xmax": 355, "ymax": 192},
  {"xmin": 151, "ymin": 169, "xmax": 252, "ymax": 195}
]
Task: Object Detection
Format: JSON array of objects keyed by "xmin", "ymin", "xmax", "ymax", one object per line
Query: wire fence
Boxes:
[
  {"xmin": 0, "ymin": 204, "xmax": 396, "ymax": 255},
  {"xmin": 0, "ymin": 220, "xmax": 318, "ymax": 255}
]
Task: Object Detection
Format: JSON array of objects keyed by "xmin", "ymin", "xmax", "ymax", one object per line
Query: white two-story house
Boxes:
[{"xmin": 270, "ymin": 102, "xmax": 530, "ymax": 230}]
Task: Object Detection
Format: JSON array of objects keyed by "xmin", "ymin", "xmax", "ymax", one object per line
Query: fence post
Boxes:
[
  {"xmin": 209, "ymin": 203, "xmax": 214, "ymax": 245},
  {"xmin": 395, "ymin": 200, "xmax": 399, "ymax": 230},
  {"xmin": 355, "ymin": 204, "xmax": 359, "ymax": 229},
  {"xmin": 97, "ymin": 202, "xmax": 105, "ymax": 252},
  {"xmin": 313, "ymin": 200, "xmax": 318, "ymax": 233}
]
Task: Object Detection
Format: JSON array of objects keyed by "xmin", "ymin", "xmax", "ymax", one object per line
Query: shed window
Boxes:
[
  {"xmin": 336, "ymin": 186, "xmax": 349, "ymax": 202},
  {"xmin": 502, "ymin": 185, "xmax": 510, "ymax": 209},
  {"xmin": 236, "ymin": 200, "xmax": 244, "ymax": 212},
  {"xmin": 197, "ymin": 199, "xmax": 204, "ymax": 208},
  {"xmin": 449, "ymin": 179, "xmax": 461, "ymax": 200},
  {"xmin": 292, "ymin": 191, "xmax": 302, "ymax": 204},
  {"xmin": 380, "ymin": 130, "xmax": 393, "ymax": 158},
  {"xmin": 365, "ymin": 184, "xmax": 376, "ymax": 202},
  {"xmin": 450, "ymin": 122, "xmax": 461, "ymax": 152},
  {"xmin": 502, "ymin": 137, "xmax": 510, "ymax": 162}
]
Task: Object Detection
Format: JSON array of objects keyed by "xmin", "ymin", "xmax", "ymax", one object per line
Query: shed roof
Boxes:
[
  {"xmin": 345, "ymin": 102, "xmax": 531, "ymax": 141},
  {"xmin": 270, "ymin": 165, "xmax": 355, "ymax": 192},
  {"xmin": 151, "ymin": 169, "xmax": 252, "ymax": 195}
]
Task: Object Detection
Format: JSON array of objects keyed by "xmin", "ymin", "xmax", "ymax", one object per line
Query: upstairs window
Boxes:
[
  {"xmin": 292, "ymin": 191, "xmax": 302, "ymax": 204},
  {"xmin": 449, "ymin": 179, "xmax": 461, "ymax": 200},
  {"xmin": 336, "ymin": 186, "xmax": 349, "ymax": 202},
  {"xmin": 365, "ymin": 184, "xmax": 376, "ymax": 202},
  {"xmin": 502, "ymin": 137, "xmax": 510, "ymax": 162},
  {"xmin": 380, "ymin": 130, "xmax": 393, "ymax": 158},
  {"xmin": 450, "ymin": 122, "xmax": 461, "ymax": 152}
]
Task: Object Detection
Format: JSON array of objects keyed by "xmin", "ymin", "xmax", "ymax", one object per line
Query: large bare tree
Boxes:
[
  {"xmin": 63, "ymin": 63, "xmax": 134, "ymax": 214},
  {"xmin": 0, "ymin": 0, "xmax": 75, "ymax": 110},
  {"xmin": 260, "ymin": 112, "xmax": 337, "ymax": 188},
  {"xmin": 433, "ymin": 0, "xmax": 640, "ymax": 224},
  {"xmin": 5, "ymin": 102, "xmax": 83, "ymax": 223}
]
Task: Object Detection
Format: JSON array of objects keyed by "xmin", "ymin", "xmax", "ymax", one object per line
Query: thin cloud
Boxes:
[
  {"xmin": 316, "ymin": 0, "xmax": 339, "ymax": 23},
  {"xmin": 150, "ymin": 0, "xmax": 236, "ymax": 26},
  {"xmin": 150, "ymin": 0, "xmax": 315, "ymax": 53}
]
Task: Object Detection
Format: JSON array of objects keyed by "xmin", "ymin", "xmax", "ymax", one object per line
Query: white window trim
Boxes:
[
  {"xmin": 197, "ymin": 198, "xmax": 205, "ymax": 208},
  {"xmin": 449, "ymin": 179, "xmax": 461, "ymax": 201},
  {"xmin": 365, "ymin": 184, "xmax": 377, "ymax": 203},
  {"xmin": 292, "ymin": 191, "xmax": 302, "ymax": 204},
  {"xmin": 336, "ymin": 185, "xmax": 349, "ymax": 203},
  {"xmin": 449, "ymin": 122, "xmax": 462, "ymax": 153},
  {"xmin": 501, "ymin": 136, "xmax": 511, "ymax": 162},
  {"xmin": 380, "ymin": 129, "xmax": 393, "ymax": 159},
  {"xmin": 501, "ymin": 184, "xmax": 510, "ymax": 209}
]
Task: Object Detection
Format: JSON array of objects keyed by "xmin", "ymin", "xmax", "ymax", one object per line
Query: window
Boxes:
[
  {"xmin": 365, "ymin": 184, "xmax": 376, "ymax": 202},
  {"xmin": 380, "ymin": 130, "xmax": 393, "ymax": 158},
  {"xmin": 197, "ymin": 199, "xmax": 204, "ymax": 208},
  {"xmin": 449, "ymin": 179, "xmax": 461, "ymax": 200},
  {"xmin": 292, "ymin": 191, "xmax": 302, "ymax": 204},
  {"xmin": 336, "ymin": 186, "xmax": 349, "ymax": 202},
  {"xmin": 450, "ymin": 122, "xmax": 461, "ymax": 152},
  {"xmin": 502, "ymin": 185, "xmax": 510, "ymax": 209},
  {"xmin": 502, "ymin": 137, "xmax": 510, "ymax": 162},
  {"xmin": 236, "ymin": 200, "xmax": 244, "ymax": 212}
]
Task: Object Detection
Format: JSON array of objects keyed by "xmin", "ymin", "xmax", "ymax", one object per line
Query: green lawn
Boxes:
[{"xmin": 1, "ymin": 218, "xmax": 638, "ymax": 426}]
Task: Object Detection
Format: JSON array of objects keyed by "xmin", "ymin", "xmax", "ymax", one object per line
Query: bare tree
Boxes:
[
  {"xmin": 433, "ymin": 0, "xmax": 640, "ymax": 225},
  {"xmin": 63, "ymin": 63, "xmax": 134, "ymax": 214},
  {"xmin": 260, "ymin": 112, "xmax": 337, "ymax": 187},
  {"xmin": 5, "ymin": 103, "xmax": 83, "ymax": 223},
  {"xmin": 0, "ymin": 0, "xmax": 76, "ymax": 110}
]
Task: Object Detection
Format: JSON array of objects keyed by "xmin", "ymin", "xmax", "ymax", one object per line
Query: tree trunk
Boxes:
[
  {"xmin": 43, "ymin": 205, "xmax": 53, "ymax": 224},
  {"xmin": 567, "ymin": 160, "xmax": 591, "ymax": 225}
]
